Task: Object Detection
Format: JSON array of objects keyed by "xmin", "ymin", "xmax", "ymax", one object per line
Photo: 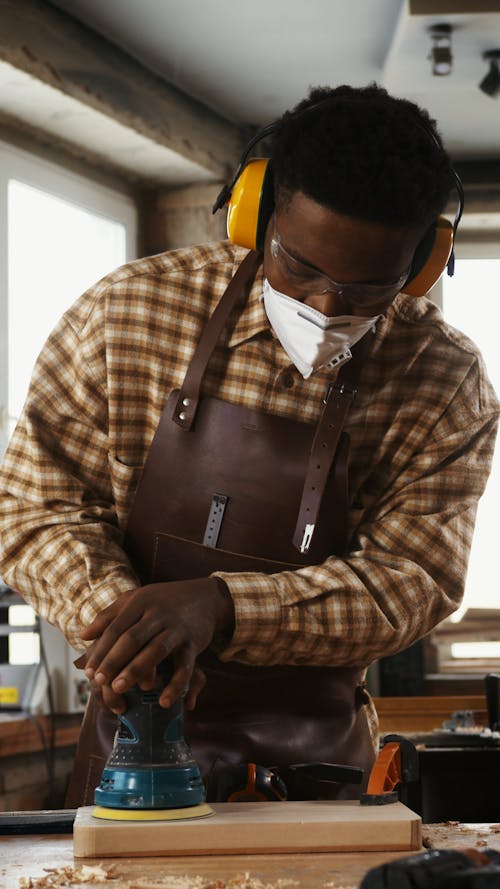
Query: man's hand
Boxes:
[{"xmin": 76, "ymin": 578, "xmax": 234, "ymax": 711}]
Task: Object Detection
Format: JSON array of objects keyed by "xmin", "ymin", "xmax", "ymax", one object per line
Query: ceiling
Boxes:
[
  {"xmin": 46, "ymin": 0, "xmax": 500, "ymax": 162},
  {"xmin": 2, "ymin": 0, "xmax": 500, "ymax": 190}
]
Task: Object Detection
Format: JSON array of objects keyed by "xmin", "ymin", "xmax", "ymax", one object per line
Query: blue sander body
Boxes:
[{"xmin": 93, "ymin": 679, "xmax": 210, "ymax": 820}]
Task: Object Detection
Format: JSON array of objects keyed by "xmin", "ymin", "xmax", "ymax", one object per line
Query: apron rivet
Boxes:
[
  {"xmin": 182, "ymin": 397, "xmax": 191, "ymax": 407},
  {"xmin": 178, "ymin": 411, "xmax": 187, "ymax": 420}
]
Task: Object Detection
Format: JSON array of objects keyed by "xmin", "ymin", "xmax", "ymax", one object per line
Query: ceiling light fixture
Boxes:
[
  {"xmin": 428, "ymin": 23, "xmax": 453, "ymax": 76},
  {"xmin": 479, "ymin": 50, "xmax": 500, "ymax": 98}
]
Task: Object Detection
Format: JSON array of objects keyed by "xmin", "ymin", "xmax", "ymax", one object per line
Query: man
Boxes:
[{"xmin": 0, "ymin": 84, "xmax": 498, "ymax": 804}]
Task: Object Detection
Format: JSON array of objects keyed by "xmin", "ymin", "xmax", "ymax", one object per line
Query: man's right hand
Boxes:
[{"xmin": 75, "ymin": 654, "xmax": 207, "ymax": 715}]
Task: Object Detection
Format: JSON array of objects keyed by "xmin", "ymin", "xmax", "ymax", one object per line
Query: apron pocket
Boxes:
[{"xmin": 151, "ymin": 531, "xmax": 304, "ymax": 581}]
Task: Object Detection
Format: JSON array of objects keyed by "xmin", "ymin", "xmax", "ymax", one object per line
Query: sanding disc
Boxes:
[{"xmin": 92, "ymin": 803, "xmax": 213, "ymax": 822}]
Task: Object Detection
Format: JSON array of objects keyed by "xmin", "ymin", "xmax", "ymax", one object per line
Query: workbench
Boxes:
[{"xmin": 2, "ymin": 822, "xmax": 500, "ymax": 889}]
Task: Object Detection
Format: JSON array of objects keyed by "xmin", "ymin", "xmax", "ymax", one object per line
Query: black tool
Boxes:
[
  {"xmin": 485, "ymin": 673, "xmax": 500, "ymax": 732},
  {"xmin": 0, "ymin": 809, "xmax": 76, "ymax": 835},
  {"xmin": 212, "ymin": 761, "xmax": 363, "ymax": 802},
  {"xmin": 360, "ymin": 848, "xmax": 500, "ymax": 888}
]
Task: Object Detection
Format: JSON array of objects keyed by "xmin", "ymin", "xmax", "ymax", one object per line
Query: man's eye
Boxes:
[{"xmin": 283, "ymin": 258, "xmax": 311, "ymax": 280}]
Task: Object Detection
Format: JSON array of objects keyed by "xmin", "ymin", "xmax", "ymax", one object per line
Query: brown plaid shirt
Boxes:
[{"xmin": 0, "ymin": 240, "xmax": 498, "ymax": 677}]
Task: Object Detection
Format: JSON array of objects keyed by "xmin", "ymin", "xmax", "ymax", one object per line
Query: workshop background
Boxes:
[{"xmin": 0, "ymin": 0, "xmax": 499, "ymax": 816}]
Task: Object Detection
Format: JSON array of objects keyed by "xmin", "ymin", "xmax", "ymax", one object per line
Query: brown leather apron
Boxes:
[{"xmin": 65, "ymin": 252, "xmax": 375, "ymax": 807}]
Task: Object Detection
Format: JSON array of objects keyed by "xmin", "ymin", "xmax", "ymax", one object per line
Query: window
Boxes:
[
  {"xmin": 0, "ymin": 142, "xmax": 137, "ymax": 712},
  {"xmin": 442, "ymin": 252, "xmax": 500, "ymax": 617},
  {"xmin": 0, "ymin": 141, "xmax": 137, "ymax": 455}
]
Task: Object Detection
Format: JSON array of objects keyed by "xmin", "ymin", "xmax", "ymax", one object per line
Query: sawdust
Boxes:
[
  {"xmin": 17, "ymin": 867, "xmax": 355, "ymax": 889},
  {"xmin": 422, "ymin": 821, "xmax": 500, "ymax": 851},
  {"xmin": 19, "ymin": 864, "xmax": 112, "ymax": 887},
  {"xmin": 18, "ymin": 868, "xmax": 303, "ymax": 889},
  {"xmin": 121, "ymin": 876, "xmax": 299, "ymax": 889},
  {"xmin": 320, "ymin": 883, "xmax": 356, "ymax": 889}
]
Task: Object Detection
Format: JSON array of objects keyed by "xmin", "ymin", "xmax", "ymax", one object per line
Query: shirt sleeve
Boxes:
[
  {"xmin": 0, "ymin": 306, "xmax": 140, "ymax": 649},
  {"xmin": 215, "ymin": 373, "xmax": 499, "ymax": 668}
]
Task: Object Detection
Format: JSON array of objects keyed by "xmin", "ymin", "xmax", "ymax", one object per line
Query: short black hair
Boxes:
[{"xmin": 271, "ymin": 84, "xmax": 456, "ymax": 228}]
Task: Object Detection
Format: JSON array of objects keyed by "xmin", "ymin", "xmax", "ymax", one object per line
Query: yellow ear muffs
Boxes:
[
  {"xmin": 224, "ymin": 156, "xmax": 456, "ymax": 294},
  {"xmin": 226, "ymin": 158, "xmax": 274, "ymax": 251},
  {"xmin": 402, "ymin": 217, "xmax": 454, "ymax": 297}
]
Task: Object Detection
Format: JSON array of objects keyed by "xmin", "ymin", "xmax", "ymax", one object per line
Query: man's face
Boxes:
[{"xmin": 263, "ymin": 191, "xmax": 424, "ymax": 318}]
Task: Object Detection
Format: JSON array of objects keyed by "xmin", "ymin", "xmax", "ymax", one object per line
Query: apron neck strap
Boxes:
[{"xmin": 173, "ymin": 251, "xmax": 262, "ymax": 431}]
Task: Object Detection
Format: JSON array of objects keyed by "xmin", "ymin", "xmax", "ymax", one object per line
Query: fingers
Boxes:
[
  {"xmin": 184, "ymin": 664, "xmax": 207, "ymax": 711},
  {"xmin": 83, "ymin": 600, "xmax": 151, "ymax": 682},
  {"xmin": 90, "ymin": 679, "xmax": 127, "ymax": 714},
  {"xmin": 158, "ymin": 647, "xmax": 197, "ymax": 709},
  {"xmin": 75, "ymin": 637, "xmax": 104, "ymax": 674},
  {"xmin": 79, "ymin": 600, "xmax": 123, "ymax": 641},
  {"xmin": 106, "ymin": 627, "xmax": 183, "ymax": 694},
  {"xmin": 138, "ymin": 667, "xmax": 157, "ymax": 691},
  {"xmin": 90, "ymin": 655, "xmax": 204, "ymax": 716}
]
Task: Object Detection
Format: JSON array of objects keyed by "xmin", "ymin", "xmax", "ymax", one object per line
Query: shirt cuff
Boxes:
[
  {"xmin": 69, "ymin": 568, "xmax": 140, "ymax": 649},
  {"xmin": 211, "ymin": 570, "xmax": 283, "ymax": 662}
]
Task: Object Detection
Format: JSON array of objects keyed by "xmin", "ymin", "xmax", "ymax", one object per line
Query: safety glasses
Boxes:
[{"xmin": 270, "ymin": 222, "xmax": 410, "ymax": 309}]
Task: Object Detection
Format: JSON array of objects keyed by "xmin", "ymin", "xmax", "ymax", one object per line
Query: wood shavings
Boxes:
[
  {"xmin": 321, "ymin": 882, "xmax": 356, "ymax": 889},
  {"xmin": 423, "ymin": 822, "xmax": 500, "ymax": 851},
  {"xmin": 18, "ymin": 870, "xmax": 299, "ymax": 889},
  {"xmin": 17, "ymin": 866, "xmax": 357, "ymax": 889},
  {"xmin": 19, "ymin": 863, "xmax": 112, "ymax": 887}
]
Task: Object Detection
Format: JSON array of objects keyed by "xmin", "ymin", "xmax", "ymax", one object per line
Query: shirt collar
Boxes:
[{"xmin": 226, "ymin": 253, "xmax": 269, "ymax": 348}]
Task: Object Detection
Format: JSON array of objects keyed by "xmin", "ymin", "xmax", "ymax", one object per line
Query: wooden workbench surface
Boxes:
[
  {"xmin": 0, "ymin": 835, "xmax": 412, "ymax": 889},
  {"xmin": 2, "ymin": 823, "xmax": 500, "ymax": 889}
]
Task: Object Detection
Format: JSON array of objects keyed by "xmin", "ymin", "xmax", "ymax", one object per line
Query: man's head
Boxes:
[
  {"xmin": 263, "ymin": 84, "xmax": 457, "ymax": 317},
  {"xmin": 271, "ymin": 83, "xmax": 455, "ymax": 229}
]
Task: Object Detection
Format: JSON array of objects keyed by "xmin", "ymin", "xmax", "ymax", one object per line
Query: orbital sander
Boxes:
[{"xmin": 92, "ymin": 666, "xmax": 212, "ymax": 822}]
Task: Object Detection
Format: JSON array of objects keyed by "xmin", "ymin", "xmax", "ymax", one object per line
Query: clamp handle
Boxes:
[{"xmin": 361, "ymin": 734, "xmax": 419, "ymax": 806}]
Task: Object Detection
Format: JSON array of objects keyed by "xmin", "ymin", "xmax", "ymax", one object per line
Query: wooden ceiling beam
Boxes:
[{"xmin": 0, "ymin": 0, "xmax": 246, "ymax": 180}]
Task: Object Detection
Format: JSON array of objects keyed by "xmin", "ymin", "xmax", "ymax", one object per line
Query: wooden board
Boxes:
[{"xmin": 73, "ymin": 800, "xmax": 422, "ymax": 858}]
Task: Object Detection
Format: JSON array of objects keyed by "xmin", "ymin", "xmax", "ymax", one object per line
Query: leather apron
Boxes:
[{"xmin": 65, "ymin": 252, "xmax": 375, "ymax": 807}]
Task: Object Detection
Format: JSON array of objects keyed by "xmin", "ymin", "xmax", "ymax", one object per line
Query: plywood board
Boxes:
[{"xmin": 73, "ymin": 800, "xmax": 422, "ymax": 858}]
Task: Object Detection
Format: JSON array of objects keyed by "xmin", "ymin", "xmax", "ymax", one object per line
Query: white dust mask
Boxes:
[{"xmin": 263, "ymin": 279, "xmax": 381, "ymax": 380}]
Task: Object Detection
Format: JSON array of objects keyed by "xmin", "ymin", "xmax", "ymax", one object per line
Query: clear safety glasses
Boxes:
[{"xmin": 270, "ymin": 223, "xmax": 410, "ymax": 309}]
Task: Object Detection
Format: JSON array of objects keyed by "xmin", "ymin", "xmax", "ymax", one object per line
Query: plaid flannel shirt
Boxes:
[{"xmin": 0, "ymin": 241, "xmax": 498, "ymax": 683}]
